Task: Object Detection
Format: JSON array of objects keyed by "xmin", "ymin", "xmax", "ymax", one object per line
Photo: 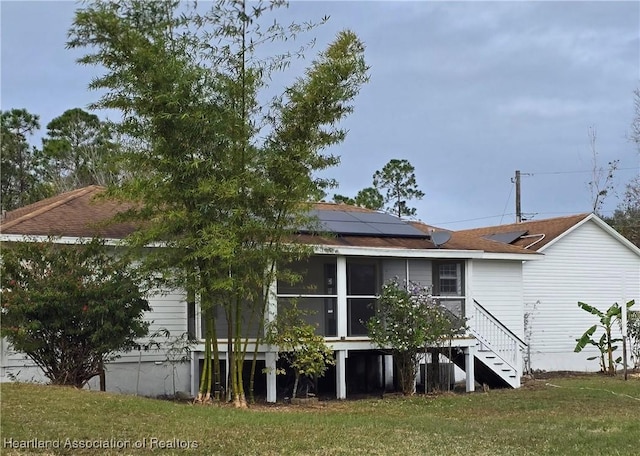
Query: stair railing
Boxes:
[{"xmin": 471, "ymin": 300, "xmax": 526, "ymax": 373}]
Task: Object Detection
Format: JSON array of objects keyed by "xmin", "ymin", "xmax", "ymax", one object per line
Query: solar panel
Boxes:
[
  {"xmin": 349, "ymin": 211, "xmax": 401, "ymax": 224},
  {"xmin": 484, "ymin": 230, "xmax": 528, "ymax": 244},
  {"xmin": 308, "ymin": 209, "xmax": 359, "ymax": 222},
  {"xmin": 321, "ymin": 220, "xmax": 383, "ymax": 235},
  {"xmin": 369, "ymin": 222, "xmax": 424, "ymax": 236},
  {"xmin": 305, "ymin": 209, "xmax": 428, "ymax": 238}
]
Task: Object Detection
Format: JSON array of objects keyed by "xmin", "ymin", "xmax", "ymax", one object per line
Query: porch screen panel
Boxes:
[
  {"xmin": 201, "ymin": 302, "xmax": 263, "ymax": 339},
  {"xmin": 348, "ymin": 298, "xmax": 376, "ymax": 336},
  {"xmin": 278, "ymin": 297, "xmax": 336, "ymax": 336},
  {"xmin": 438, "ymin": 299, "xmax": 464, "ymax": 320},
  {"xmin": 276, "ymin": 256, "xmax": 337, "ymax": 337},
  {"xmin": 408, "ymin": 259, "xmax": 432, "ymax": 289},
  {"xmin": 277, "ymin": 257, "xmax": 336, "ymax": 295},
  {"xmin": 347, "ymin": 259, "xmax": 380, "ymax": 336},
  {"xmin": 382, "ymin": 259, "xmax": 406, "ymax": 284}
]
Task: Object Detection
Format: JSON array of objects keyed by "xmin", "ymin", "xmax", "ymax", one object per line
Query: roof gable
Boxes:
[
  {"xmin": 0, "ymin": 186, "xmax": 137, "ymax": 239},
  {"xmin": 566, "ymin": 214, "xmax": 640, "ymax": 258}
]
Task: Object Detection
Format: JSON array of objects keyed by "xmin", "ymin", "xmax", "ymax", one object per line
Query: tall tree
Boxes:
[
  {"xmin": 333, "ymin": 187, "xmax": 383, "ymax": 210},
  {"xmin": 373, "ymin": 159, "xmax": 424, "ymax": 217},
  {"xmin": 587, "ymin": 126, "xmax": 618, "ymax": 215},
  {"xmin": 68, "ymin": 0, "xmax": 368, "ymax": 407},
  {"xmin": 1, "ymin": 109, "xmax": 50, "ymax": 211},
  {"xmin": 40, "ymin": 108, "xmax": 120, "ymax": 191},
  {"xmin": 631, "ymin": 88, "xmax": 640, "ymax": 147},
  {"xmin": 606, "ymin": 176, "xmax": 640, "ymax": 247},
  {"xmin": 606, "ymin": 90, "xmax": 640, "ymax": 245}
]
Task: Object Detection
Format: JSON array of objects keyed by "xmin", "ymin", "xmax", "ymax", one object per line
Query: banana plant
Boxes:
[{"xmin": 574, "ymin": 300, "xmax": 635, "ymax": 375}]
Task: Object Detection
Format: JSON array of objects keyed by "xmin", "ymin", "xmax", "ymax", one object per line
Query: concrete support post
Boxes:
[
  {"xmin": 190, "ymin": 350, "xmax": 199, "ymax": 398},
  {"xmin": 384, "ymin": 354, "xmax": 394, "ymax": 391},
  {"xmin": 265, "ymin": 264, "xmax": 279, "ymax": 403},
  {"xmin": 336, "ymin": 350, "xmax": 347, "ymax": 399},
  {"xmin": 377, "ymin": 354, "xmax": 384, "ymax": 386},
  {"xmin": 265, "ymin": 351, "xmax": 277, "ymax": 403},
  {"xmin": 465, "ymin": 345, "xmax": 475, "ymax": 392}
]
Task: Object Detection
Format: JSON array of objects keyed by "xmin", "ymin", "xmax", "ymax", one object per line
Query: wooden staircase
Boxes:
[{"xmin": 452, "ymin": 300, "xmax": 526, "ymax": 389}]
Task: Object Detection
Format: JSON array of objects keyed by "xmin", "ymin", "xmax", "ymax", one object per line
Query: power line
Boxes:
[
  {"xmin": 527, "ymin": 166, "xmax": 638, "ymax": 176},
  {"xmin": 433, "ymin": 214, "xmax": 515, "ymax": 226},
  {"xmin": 433, "ymin": 209, "xmax": 621, "ymax": 227},
  {"xmin": 499, "ymin": 181, "xmax": 514, "ymax": 225}
]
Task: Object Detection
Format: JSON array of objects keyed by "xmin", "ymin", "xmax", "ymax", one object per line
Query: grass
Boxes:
[{"xmin": 1, "ymin": 374, "xmax": 639, "ymax": 455}]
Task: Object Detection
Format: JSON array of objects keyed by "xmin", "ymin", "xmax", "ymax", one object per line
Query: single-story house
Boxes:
[
  {"xmin": 458, "ymin": 214, "xmax": 640, "ymax": 373},
  {"xmin": 3, "ymin": 186, "xmax": 636, "ymax": 399}
]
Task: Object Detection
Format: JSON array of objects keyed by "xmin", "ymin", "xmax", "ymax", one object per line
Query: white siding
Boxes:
[
  {"xmin": 114, "ymin": 288, "xmax": 189, "ymax": 363},
  {"xmin": 470, "ymin": 259, "xmax": 525, "ymax": 338},
  {"xmin": 0, "ymin": 287, "xmax": 189, "ymax": 397},
  {"xmin": 86, "ymin": 362, "xmax": 191, "ymax": 397},
  {"xmin": 524, "ymin": 220, "xmax": 640, "ymax": 372},
  {"xmin": 0, "ymin": 338, "xmax": 44, "ymax": 382}
]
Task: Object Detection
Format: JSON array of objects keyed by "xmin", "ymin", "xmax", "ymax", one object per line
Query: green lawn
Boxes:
[{"xmin": 1, "ymin": 375, "xmax": 639, "ymax": 455}]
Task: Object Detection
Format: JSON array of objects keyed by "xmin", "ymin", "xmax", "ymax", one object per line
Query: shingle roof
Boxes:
[
  {"xmin": 0, "ymin": 186, "xmax": 138, "ymax": 238},
  {"xmin": 0, "ymin": 186, "xmax": 537, "ymax": 255},
  {"xmin": 410, "ymin": 221, "xmax": 539, "ymax": 254},
  {"xmin": 456, "ymin": 214, "xmax": 592, "ymax": 251}
]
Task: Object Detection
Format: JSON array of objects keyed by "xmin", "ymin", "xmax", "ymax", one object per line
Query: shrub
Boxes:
[
  {"xmin": 0, "ymin": 238, "xmax": 150, "ymax": 387},
  {"xmin": 367, "ymin": 279, "xmax": 466, "ymax": 395}
]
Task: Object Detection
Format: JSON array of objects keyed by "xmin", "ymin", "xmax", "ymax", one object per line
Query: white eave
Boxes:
[
  {"xmin": 309, "ymin": 244, "xmax": 542, "ymax": 261},
  {"xmin": 0, "ymin": 234, "xmax": 543, "ymax": 261},
  {"xmin": 0, "ymin": 234, "xmax": 124, "ymax": 246}
]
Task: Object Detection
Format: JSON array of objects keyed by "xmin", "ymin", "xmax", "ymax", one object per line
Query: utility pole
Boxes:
[{"xmin": 514, "ymin": 170, "xmax": 522, "ymax": 223}]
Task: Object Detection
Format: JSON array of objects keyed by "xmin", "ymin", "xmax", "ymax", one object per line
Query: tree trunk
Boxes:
[
  {"xmin": 99, "ymin": 360, "xmax": 106, "ymax": 392},
  {"xmin": 427, "ymin": 348, "xmax": 441, "ymax": 392},
  {"xmin": 211, "ymin": 319, "xmax": 221, "ymax": 401},
  {"xmin": 227, "ymin": 305, "xmax": 234, "ymax": 402},
  {"xmin": 232, "ymin": 294, "xmax": 247, "ymax": 408},
  {"xmin": 607, "ymin": 326, "xmax": 615, "ymax": 375},
  {"xmin": 396, "ymin": 352, "xmax": 416, "ymax": 395},
  {"xmin": 196, "ymin": 314, "xmax": 211, "ymax": 403}
]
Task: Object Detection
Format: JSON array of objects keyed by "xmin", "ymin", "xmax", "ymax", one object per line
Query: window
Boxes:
[
  {"xmin": 438, "ymin": 263, "xmax": 460, "ymax": 295},
  {"xmin": 432, "ymin": 261, "xmax": 465, "ymax": 319},
  {"xmin": 433, "ymin": 262, "xmax": 463, "ymax": 296}
]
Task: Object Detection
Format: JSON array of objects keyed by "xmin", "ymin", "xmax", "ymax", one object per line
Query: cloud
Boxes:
[{"xmin": 497, "ymin": 97, "xmax": 600, "ymax": 119}]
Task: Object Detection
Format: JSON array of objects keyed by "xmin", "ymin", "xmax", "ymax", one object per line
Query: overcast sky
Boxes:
[{"xmin": 2, "ymin": 1, "xmax": 639, "ymax": 229}]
